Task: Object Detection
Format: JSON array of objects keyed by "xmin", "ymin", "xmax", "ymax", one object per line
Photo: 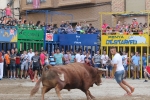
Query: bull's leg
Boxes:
[
  {"xmin": 81, "ymin": 89, "xmax": 92, "ymax": 100},
  {"xmin": 55, "ymin": 84, "xmax": 63, "ymax": 100},
  {"xmin": 88, "ymin": 90, "xmax": 95, "ymax": 99},
  {"xmin": 41, "ymin": 86, "xmax": 51, "ymax": 100}
]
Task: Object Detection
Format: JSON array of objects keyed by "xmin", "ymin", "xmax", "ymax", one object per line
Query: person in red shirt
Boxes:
[
  {"xmin": 15, "ymin": 48, "xmax": 21, "ymax": 78},
  {"xmin": 144, "ymin": 63, "xmax": 150, "ymax": 82}
]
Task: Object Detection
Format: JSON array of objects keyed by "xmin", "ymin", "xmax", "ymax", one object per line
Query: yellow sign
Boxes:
[{"xmin": 101, "ymin": 34, "xmax": 149, "ymax": 46}]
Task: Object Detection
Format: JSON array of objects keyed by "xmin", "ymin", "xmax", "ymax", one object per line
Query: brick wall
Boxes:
[
  {"xmin": 112, "ymin": 0, "xmax": 125, "ymax": 12},
  {"xmin": 24, "ymin": 4, "xmax": 111, "ymax": 29}
]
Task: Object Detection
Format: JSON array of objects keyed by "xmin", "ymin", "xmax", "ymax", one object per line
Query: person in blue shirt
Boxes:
[
  {"xmin": 70, "ymin": 51, "xmax": 75, "ymax": 63},
  {"xmin": 49, "ymin": 52, "xmax": 56, "ymax": 66},
  {"xmin": 131, "ymin": 52, "xmax": 140, "ymax": 79},
  {"xmin": 54, "ymin": 48, "xmax": 64, "ymax": 65},
  {"xmin": 142, "ymin": 53, "xmax": 147, "ymax": 70}
]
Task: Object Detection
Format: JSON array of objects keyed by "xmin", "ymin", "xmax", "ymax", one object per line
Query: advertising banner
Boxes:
[
  {"xmin": 59, "ymin": 34, "xmax": 98, "ymax": 45},
  {"xmin": 101, "ymin": 35, "xmax": 149, "ymax": 46}
]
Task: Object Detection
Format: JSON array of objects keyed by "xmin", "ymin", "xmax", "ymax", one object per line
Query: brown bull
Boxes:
[{"xmin": 30, "ymin": 63, "xmax": 104, "ymax": 100}]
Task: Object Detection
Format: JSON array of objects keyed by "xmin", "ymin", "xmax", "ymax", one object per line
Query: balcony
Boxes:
[
  {"xmin": 21, "ymin": 0, "xmax": 53, "ymax": 11},
  {"xmin": 58, "ymin": 0, "xmax": 96, "ymax": 7}
]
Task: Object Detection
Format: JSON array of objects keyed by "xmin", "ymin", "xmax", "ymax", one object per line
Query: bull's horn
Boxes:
[{"xmin": 98, "ymin": 68, "xmax": 108, "ymax": 71}]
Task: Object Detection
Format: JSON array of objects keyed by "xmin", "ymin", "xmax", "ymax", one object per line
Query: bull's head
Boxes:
[{"xmin": 95, "ymin": 68, "xmax": 107, "ymax": 86}]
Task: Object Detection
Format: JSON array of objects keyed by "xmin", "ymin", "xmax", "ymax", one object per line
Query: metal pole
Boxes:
[{"xmin": 140, "ymin": 47, "xmax": 142, "ymax": 79}]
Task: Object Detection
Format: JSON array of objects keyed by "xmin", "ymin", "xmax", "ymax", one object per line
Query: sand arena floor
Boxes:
[{"xmin": 0, "ymin": 78, "xmax": 150, "ymax": 100}]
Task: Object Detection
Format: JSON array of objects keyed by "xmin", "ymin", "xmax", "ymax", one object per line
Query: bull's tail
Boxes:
[{"xmin": 30, "ymin": 78, "xmax": 42, "ymax": 97}]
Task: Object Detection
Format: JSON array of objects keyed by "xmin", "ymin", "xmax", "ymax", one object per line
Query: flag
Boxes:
[{"xmin": 33, "ymin": 0, "xmax": 40, "ymax": 9}]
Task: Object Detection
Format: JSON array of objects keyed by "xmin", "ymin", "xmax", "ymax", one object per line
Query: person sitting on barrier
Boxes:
[{"xmin": 144, "ymin": 62, "xmax": 150, "ymax": 82}]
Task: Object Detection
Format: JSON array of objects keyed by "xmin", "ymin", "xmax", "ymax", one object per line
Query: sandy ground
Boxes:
[{"xmin": 0, "ymin": 78, "xmax": 150, "ymax": 100}]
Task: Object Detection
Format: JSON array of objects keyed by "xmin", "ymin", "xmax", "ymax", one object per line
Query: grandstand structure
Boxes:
[{"xmin": 100, "ymin": 11, "xmax": 150, "ymax": 79}]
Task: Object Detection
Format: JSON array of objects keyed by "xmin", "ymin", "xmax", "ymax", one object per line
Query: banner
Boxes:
[
  {"xmin": 59, "ymin": 34, "xmax": 98, "ymax": 45},
  {"xmin": 0, "ymin": 28, "xmax": 17, "ymax": 42},
  {"xmin": 46, "ymin": 33, "xmax": 53, "ymax": 41},
  {"xmin": 33, "ymin": 0, "xmax": 40, "ymax": 8},
  {"xmin": 101, "ymin": 35, "xmax": 149, "ymax": 46},
  {"xmin": 18, "ymin": 29, "xmax": 44, "ymax": 41}
]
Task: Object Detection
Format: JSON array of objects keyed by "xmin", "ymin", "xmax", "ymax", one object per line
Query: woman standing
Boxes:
[
  {"xmin": 0, "ymin": 52, "xmax": 4, "ymax": 80},
  {"xmin": 5, "ymin": 3, "xmax": 12, "ymax": 17},
  {"xmin": 75, "ymin": 22, "xmax": 81, "ymax": 34}
]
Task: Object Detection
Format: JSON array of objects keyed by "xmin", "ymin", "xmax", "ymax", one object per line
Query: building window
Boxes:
[{"xmin": 26, "ymin": 0, "xmax": 46, "ymax": 4}]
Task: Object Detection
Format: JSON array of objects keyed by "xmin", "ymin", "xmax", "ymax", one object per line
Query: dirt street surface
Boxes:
[{"xmin": 0, "ymin": 78, "xmax": 150, "ymax": 100}]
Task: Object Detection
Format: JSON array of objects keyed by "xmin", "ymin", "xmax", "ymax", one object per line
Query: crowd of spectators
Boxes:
[
  {"xmin": 102, "ymin": 18, "xmax": 149, "ymax": 35},
  {"xmin": 0, "ymin": 4, "xmax": 98, "ymax": 34},
  {"xmin": 1, "ymin": 47, "xmax": 150, "ymax": 82}
]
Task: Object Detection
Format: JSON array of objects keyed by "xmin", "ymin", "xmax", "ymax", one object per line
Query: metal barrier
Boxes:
[
  {"xmin": 44, "ymin": 33, "xmax": 99, "ymax": 55},
  {"xmin": 0, "ymin": 25, "xmax": 17, "ymax": 51},
  {"xmin": 17, "ymin": 28, "xmax": 44, "ymax": 52}
]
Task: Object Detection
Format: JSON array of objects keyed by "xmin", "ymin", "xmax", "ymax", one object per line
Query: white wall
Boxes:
[
  {"xmin": 0, "ymin": 0, "xmax": 9, "ymax": 17},
  {"xmin": 14, "ymin": 0, "xmax": 20, "ymax": 19}
]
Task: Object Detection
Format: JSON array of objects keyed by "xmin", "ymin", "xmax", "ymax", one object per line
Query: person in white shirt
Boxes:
[
  {"xmin": 101, "ymin": 51, "xmax": 109, "ymax": 77},
  {"xmin": 110, "ymin": 47, "xmax": 134, "ymax": 96},
  {"xmin": 28, "ymin": 49, "xmax": 35, "ymax": 67},
  {"xmin": 75, "ymin": 50, "xmax": 81, "ymax": 63},
  {"xmin": 80, "ymin": 51, "xmax": 86, "ymax": 63},
  {"xmin": 122, "ymin": 51, "xmax": 128, "ymax": 79}
]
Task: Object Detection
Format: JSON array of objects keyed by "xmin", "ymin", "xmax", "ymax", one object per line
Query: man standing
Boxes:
[
  {"xmin": 110, "ymin": 47, "xmax": 134, "ymax": 96},
  {"xmin": 142, "ymin": 53, "xmax": 147, "ymax": 70},
  {"xmin": 28, "ymin": 49, "xmax": 35, "ymax": 68},
  {"xmin": 20, "ymin": 50, "xmax": 29, "ymax": 79},
  {"xmin": 75, "ymin": 50, "xmax": 81, "ymax": 63},
  {"xmin": 30, "ymin": 51, "xmax": 40, "ymax": 82},
  {"xmin": 132, "ymin": 52, "xmax": 140, "ymax": 79},
  {"xmin": 81, "ymin": 50, "xmax": 86, "ymax": 63},
  {"xmin": 101, "ymin": 51, "xmax": 109, "ymax": 77},
  {"xmin": 54, "ymin": 48, "xmax": 64, "ymax": 65},
  {"xmin": 49, "ymin": 52, "xmax": 56, "ymax": 66},
  {"xmin": 10, "ymin": 49, "xmax": 16, "ymax": 79},
  {"xmin": 15, "ymin": 48, "xmax": 21, "ymax": 78},
  {"xmin": 40, "ymin": 50, "xmax": 46, "ymax": 68},
  {"xmin": 122, "ymin": 51, "xmax": 128, "ymax": 79},
  {"xmin": 63, "ymin": 50, "xmax": 71, "ymax": 65},
  {"xmin": 92, "ymin": 50, "xmax": 101, "ymax": 68},
  {"xmin": 0, "ymin": 52, "xmax": 4, "ymax": 80}
]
